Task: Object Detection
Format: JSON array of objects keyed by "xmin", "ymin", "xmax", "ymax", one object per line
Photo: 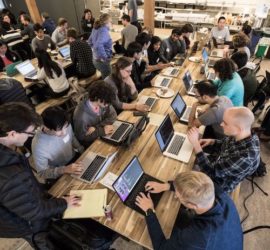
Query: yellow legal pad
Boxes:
[{"xmin": 63, "ymin": 189, "xmax": 107, "ymax": 219}]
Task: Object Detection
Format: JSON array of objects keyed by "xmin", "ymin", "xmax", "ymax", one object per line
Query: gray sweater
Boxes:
[
  {"xmin": 31, "ymin": 125, "xmax": 83, "ymax": 180},
  {"xmin": 73, "ymin": 99, "xmax": 117, "ymax": 147},
  {"xmin": 31, "ymin": 35, "xmax": 56, "ymax": 53}
]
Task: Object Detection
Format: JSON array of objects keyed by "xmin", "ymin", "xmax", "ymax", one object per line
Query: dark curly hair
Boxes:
[
  {"xmin": 213, "ymin": 58, "xmax": 236, "ymax": 82},
  {"xmin": 88, "ymin": 80, "xmax": 115, "ymax": 104}
]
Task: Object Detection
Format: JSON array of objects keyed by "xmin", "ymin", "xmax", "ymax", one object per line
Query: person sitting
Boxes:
[
  {"xmin": 81, "ymin": 9, "xmax": 95, "ymax": 39},
  {"xmin": 73, "ymin": 80, "xmax": 117, "ymax": 147},
  {"xmin": 210, "ymin": 16, "xmax": 231, "ymax": 46},
  {"xmin": 187, "ymin": 107, "xmax": 260, "ymax": 193},
  {"xmin": 52, "ymin": 17, "xmax": 68, "ymax": 47},
  {"xmin": 32, "ymin": 23, "xmax": 56, "ymax": 53},
  {"xmin": 20, "ymin": 14, "xmax": 35, "ymax": 41},
  {"xmin": 188, "ymin": 80, "xmax": 233, "ymax": 139},
  {"xmin": 135, "ymin": 32, "xmax": 151, "ymax": 56},
  {"xmin": 121, "ymin": 14, "xmax": 138, "ymax": 50},
  {"xmin": 0, "ymin": 41, "xmax": 20, "ymax": 72},
  {"xmin": 32, "ymin": 106, "xmax": 84, "ymax": 186},
  {"xmin": 180, "ymin": 23, "xmax": 194, "ymax": 50},
  {"xmin": 231, "ymin": 32, "xmax": 251, "ymax": 60},
  {"xmin": 0, "ymin": 13, "xmax": 16, "ymax": 32},
  {"xmin": 159, "ymin": 28, "xmax": 186, "ymax": 63},
  {"xmin": 41, "ymin": 12, "xmax": 56, "ymax": 36},
  {"xmin": 135, "ymin": 171, "xmax": 243, "ymax": 250},
  {"xmin": 104, "ymin": 56, "xmax": 149, "ymax": 112},
  {"xmin": 67, "ymin": 27, "xmax": 96, "ymax": 79},
  {"xmin": 212, "ymin": 58, "xmax": 244, "ymax": 106},
  {"xmin": 231, "ymin": 51, "xmax": 257, "ymax": 106}
]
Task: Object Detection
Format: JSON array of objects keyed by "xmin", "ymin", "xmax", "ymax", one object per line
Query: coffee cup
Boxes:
[{"xmin": 161, "ymin": 87, "xmax": 168, "ymax": 95}]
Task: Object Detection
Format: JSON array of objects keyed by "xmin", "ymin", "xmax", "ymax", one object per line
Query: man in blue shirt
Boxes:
[{"xmin": 135, "ymin": 171, "xmax": 243, "ymax": 250}]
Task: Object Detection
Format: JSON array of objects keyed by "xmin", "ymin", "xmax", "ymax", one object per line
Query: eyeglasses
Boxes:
[{"xmin": 19, "ymin": 129, "xmax": 37, "ymax": 137}]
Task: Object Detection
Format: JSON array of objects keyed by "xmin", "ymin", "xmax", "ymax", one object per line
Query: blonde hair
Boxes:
[
  {"xmin": 94, "ymin": 13, "xmax": 111, "ymax": 29},
  {"xmin": 233, "ymin": 32, "xmax": 250, "ymax": 48},
  {"xmin": 174, "ymin": 171, "xmax": 214, "ymax": 207}
]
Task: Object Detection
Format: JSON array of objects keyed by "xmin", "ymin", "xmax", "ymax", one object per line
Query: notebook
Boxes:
[
  {"xmin": 162, "ymin": 67, "xmax": 180, "ymax": 77},
  {"xmin": 15, "ymin": 60, "xmax": 37, "ymax": 79},
  {"xmin": 138, "ymin": 95, "xmax": 158, "ymax": 109},
  {"xmin": 59, "ymin": 46, "xmax": 70, "ymax": 59},
  {"xmin": 152, "ymin": 75, "xmax": 173, "ymax": 88},
  {"xmin": 202, "ymin": 48, "xmax": 217, "ymax": 68},
  {"xmin": 182, "ymin": 70, "xmax": 196, "ymax": 96}
]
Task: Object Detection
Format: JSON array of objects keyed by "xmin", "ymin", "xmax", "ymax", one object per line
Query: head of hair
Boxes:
[
  {"xmin": 148, "ymin": 36, "xmax": 162, "ymax": 51},
  {"xmin": 225, "ymin": 107, "xmax": 254, "ymax": 130},
  {"xmin": 58, "ymin": 17, "xmax": 67, "ymax": 26},
  {"xmin": 41, "ymin": 106, "xmax": 69, "ymax": 131},
  {"xmin": 22, "ymin": 14, "xmax": 31, "ymax": 22},
  {"xmin": 82, "ymin": 9, "xmax": 94, "ymax": 20},
  {"xmin": 125, "ymin": 42, "xmax": 142, "ymax": 57},
  {"xmin": 41, "ymin": 12, "xmax": 49, "ymax": 19},
  {"xmin": 93, "ymin": 13, "xmax": 110, "ymax": 29},
  {"xmin": 1, "ymin": 21, "xmax": 11, "ymax": 30},
  {"xmin": 121, "ymin": 14, "xmax": 130, "ymax": 22},
  {"xmin": 0, "ymin": 102, "xmax": 41, "ymax": 137},
  {"xmin": 88, "ymin": 80, "xmax": 115, "ymax": 104},
  {"xmin": 174, "ymin": 171, "xmax": 215, "ymax": 208},
  {"xmin": 67, "ymin": 27, "xmax": 77, "ymax": 39},
  {"xmin": 181, "ymin": 23, "xmax": 194, "ymax": 34},
  {"xmin": 213, "ymin": 58, "xmax": 236, "ymax": 82},
  {"xmin": 19, "ymin": 11, "xmax": 26, "ymax": 16},
  {"xmin": 33, "ymin": 23, "xmax": 43, "ymax": 32},
  {"xmin": 171, "ymin": 28, "xmax": 182, "ymax": 36},
  {"xmin": 142, "ymin": 26, "xmax": 154, "ymax": 36},
  {"xmin": 35, "ymin": 49, "xmax": 62, "ymax": 78},
  {"xmin": 135, "ymin": 32, "xmax": 151, "ymax": 47},
  {"xmin": 0, "ymin": 40, "xmax": 7, "ymax": 47},
  {"xmin": 242, "ymin": 23, "xmax": 252, "ymax": 36},
  {"xmin": 218, "ymin": 16, "xmax": 226, "ymax": 23},
  {"xmin": 194, "ymin": 80, "xmax": 218, "ymax": 97},
  {"xmin": 232, "ymin": 32, "xmax": 250, "ymax": 48},
  {"xmin": 230, "ymin": 51, "xmax": 248, "ymax": 69}
]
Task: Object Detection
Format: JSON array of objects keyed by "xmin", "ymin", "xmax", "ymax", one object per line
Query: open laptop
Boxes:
[
  {"xmin": 5, "ymin": 60, "xmax": 22, "ymax": 76},
  {"xmin": 113, "ymin": 156, "xmax": 163, "ymax": 215},
  {"xmin": 155, "ymin": 114, "xmax": 193, "ymax": 163},
  {"xmin": 138, "ymin": 95, "xmax": 158, "ymax": 110},
  {"xmin": 171, "ymin": 93, "xmax": 193, "ymax": 123},
  {"xmin": 102, "ymin": 120, "xmax": 133, "ymax": 144},
  {"xmin": 72, "ymin": 151, "xmax": 117, "ymax": 184},
  {"xmin": 162, "ymin": 67, "xmax": 180, "ymax": 77},
  {"xmin": 152, "ymin": 75, "xmax": 173, "ymax": 88},
  {"xmin": 59, "ymin": 46, "xmax": 70, "ymax": 59},
  {"xmin": 182, "ymin": 70, "xmax": 196, "ymax": 96},
  {"xmin": 210, "ymin": 48, "xmax": 224, "ymax": 58},
  {"xmin": 15, "ymin": 60, "xmax": 38, "ymax": 79},
  {"xmin": 204, "ymin": 63, "xmax": 216, "ymax": 80},
  {"xmin": 202, "ymin": 48, "xmax": 217, "ymax": 68}
]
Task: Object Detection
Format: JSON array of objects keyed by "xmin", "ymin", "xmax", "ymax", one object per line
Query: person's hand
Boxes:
[
  {"xmin": 135, "ymin": 192, "xmax": 154, "ymax": 212},
  {"xmin": 63, "ymin": 194, "xmax": 81, "ymax": 208},
  {"xmin": 145, "ymin": 181, "xmax": 170, "ymax": 193},
  {"xmin": 124, "ymin": 76, "xmax": 135, "ymax": 87},
  {"xmin": 64, "ymin": 162, "xmax": 83, "ymax": 175},
  {"xmin": 192, "ymin": 101, "xmax": 200, "ymax": 108},
  {"xmin": 187, "ymin": 127, "xmax": 200, "ymax": 145},
  {"xmin": 104, "ymin": 125, "xmax": 114, "ymax": 135},
  {"xmin": 199, "ymin": 139, "xmax": 215, "ymax": 148},
  {"xmin": 86, "ymin": 126, "xmax": 96, "ymax": 135},
  {"xmin": 135, "ymin": 103, "xmax": 150, "ymax": 112}
]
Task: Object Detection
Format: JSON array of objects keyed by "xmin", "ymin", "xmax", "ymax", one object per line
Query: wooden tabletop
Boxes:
[{"xmin": 49, "ymin": 52, "xmax": 205, "ymax": 249}]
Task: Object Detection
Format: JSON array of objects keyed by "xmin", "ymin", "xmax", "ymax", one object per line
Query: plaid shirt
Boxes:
[{"xmin": 196, "ymin": 133, "xmax": 260, "ymax": 193}]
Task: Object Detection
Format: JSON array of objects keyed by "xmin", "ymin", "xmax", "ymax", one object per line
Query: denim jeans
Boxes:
[{"xmin": 93, "ymin": 59, "xmax": 111, "ymax": 79}]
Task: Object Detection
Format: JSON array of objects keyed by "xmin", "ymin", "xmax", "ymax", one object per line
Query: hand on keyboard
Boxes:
[
  {"xmin": 135, "ymin": 192, "xmax": 154, "ymax": 213},
  {"xmin": 104, "ymin": 125, "xmax": 114, "ymax": 135},
  {"xmin": 64, "ymin": 162, "xmax": 83, "ymax": 175},
  {"xmin": 145, "ymin": 181, "xmax": 170, "ymax": 193},
  {"xmin": 135, "ymin": 103, "xmax": 150, "ymax": 112},
  {"xmin": 86, "ymin": 126, "xmax": 96, "ymax": 135}
]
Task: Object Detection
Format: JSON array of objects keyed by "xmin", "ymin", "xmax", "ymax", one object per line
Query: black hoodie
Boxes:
[{"xmin": 0, "ymin": 144, "xmax": 67, "ymax": 237}]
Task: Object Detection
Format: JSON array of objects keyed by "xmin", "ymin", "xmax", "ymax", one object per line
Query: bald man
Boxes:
[{"xmin": 188, "ymin": 107, "xmax": 260, "ymax": 193}]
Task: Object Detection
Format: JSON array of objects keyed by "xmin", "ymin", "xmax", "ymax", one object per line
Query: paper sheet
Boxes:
[
  {"xmin": 99, "ymin": 172, "xmax": 118, "ymax": 191},
  {"xmin": 148, "ymin": 113, "xmax": 165, "ymax": 127},
  {"xmin": 63, "ymin": 189, "xmax": 107, "ymax": 219}
]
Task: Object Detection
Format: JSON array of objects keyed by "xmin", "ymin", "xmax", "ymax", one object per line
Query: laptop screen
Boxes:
[
  {"xmin": 16, "ymin": 60, "xmax": 35, "ymax": 76},
  {"xmin": 182, "ymin": 70, "xmax": 193, "ymax": 91},
  {"xmin": 113, "ymin": 156, "xmax": 144, "ymax": 202},
  {"xmin": 171, "ymin": 93, "xmax": 186, "ymax": 119},
  {"xmin": 155, "ymin": 114, "xmax": 174, "ymax": 152},
  {"xmin": 59, "ymin": 46, "xmax": 70, "ymax": 58},
  {"xmin": 202, "ymin": 48, "xmax": 208, "ymax": 64}
]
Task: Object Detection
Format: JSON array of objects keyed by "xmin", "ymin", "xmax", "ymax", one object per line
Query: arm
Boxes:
[
  {"xmin": 50, "ymin": 37, "xmax": 56, "ymax": 50},
  {"xmin": 99, "ymin": 105, "xmax": 117, "ymax": 127},
  {"xmin": 159, "ymin": 41, "xmax": 169, "ymax": 63},
  {"xmin": 188, "ymin": 102, "xmax": 201, "ymax": 128},
  {"xmin": 36, "ymin": 67, "xmax": 46, "ymax": 81},
  {"xmin": 31, "ymin": 39, "xmax": 37, "ymax": 53},
  {"xmin": 121, "ymin": 30, "xmax": 125, "ymax": 47},
  {"xmin": 225, "ymin": 28, "xmax": 230, "ymax": 42},
  {"xmin": 93, "ymin": 29, "xmax": 109, "ymax": 60},
  {"xmin": 178, "ymin": 39, "xmax": 186, "ymax": 54}
]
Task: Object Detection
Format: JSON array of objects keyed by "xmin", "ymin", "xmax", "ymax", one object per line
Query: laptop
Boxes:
[
  {"xmin": 204, "ymin": 64, "xmax": 216, "ymax": 80},
  {"xmin": 162, "ymin": 67, "xmax": 180, "ymax": 77},
  {"xmin": 152, "ymin": 75, "xmax": 173, "ymax": 88},
  {"xmin": 72, "ymin": 151, "xmax": 118, "ymax": 184},
  {"xmin": 4, "ymin": 61, "xmax": 22, "ymax": 76},
  {"xmin": 210, "ymin": 49, "xmax": 224, "ymax": 58},
  {"xmin": 59, "ymin": 46, "xmax": 70, "ymax": 59},
  {"xmin": 182, "ymin": 70, "xmax": 196, "ymax": 96},
  {"xmin": 171, "ymin": 93, "xmax": 193, "ymax": 123},
  {"xmin": 155, "ymin": 114, "xmax": 193, "ymax": 163},
  {"xmin": 138, "ymin": 95, "xmax": 158, "ymax": 109},
  {"xmin": 15, "ymin": 60, "xmax": 38, "ymax": 79},
  {"xmin": 102, "ymin": 120, "xmax": 133, "ymax": 144},
  {"xmin": 202, "ymin": 48, "xmax": 217, "ymax": 68},
  {"xmin": 113, "ymin": 156, "xmax": 163, "ymax": 215}
]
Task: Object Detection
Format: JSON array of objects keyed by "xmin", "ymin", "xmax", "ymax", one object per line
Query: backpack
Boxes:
[{"xmin": 251, "ymin": 158, "xmax": 267, "ymax": 178}]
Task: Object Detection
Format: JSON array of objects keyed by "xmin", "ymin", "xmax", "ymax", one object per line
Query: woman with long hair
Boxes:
[
  {"xmin": 88, "ymin": 13, "xmax": 113, "ymax": 79},
  {"xmin": 81, "ymin": 9, "xmax": 95, "ymax": 39}
]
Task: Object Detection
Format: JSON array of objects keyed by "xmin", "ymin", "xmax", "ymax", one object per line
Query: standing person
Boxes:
[
  {"xmin": 135, "ymin": 171, "xmax": 243, "ymax": 250},
  {"xmin": 81, "ymin": 9, "xmax": 95, "ymax": 39},
  {"xmin": 88, "ymin": 13, "xmax": 113, "ymax": 79},
  {"xmin": 20, "ymin": 14, "xmax": 35, "ymax": 41},
  {"xmin": 128, "ymin": 0, "xmax": 141, "ymax": 32},
  {"xmin": 210, "ymin": 16, "xmax": 231, "ymax": 46},
  {"xmin": 52, "ymin": 17, "xmax": 68, "ymax": 47},
  {"xmin": 0, "ymin": 41, "xmax": 20, "ymax": 72},
  {"xmin": 41, "ymin": 12, "xmax": 56, "ymax": 36},
  {"xmin": 121, "ymin": 14, "xmax": 138, "ymax": 50},
  {"xmin": 67, "ymin": 27, "xmax": 96, "ymax": 79},
  {"xmin": 0, "ymin": 102, "xmax": 80, "ymax": 249}
]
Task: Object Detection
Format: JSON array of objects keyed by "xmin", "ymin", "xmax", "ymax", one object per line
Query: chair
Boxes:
[{"xmin": 77, "ymin": 71, "xmax": 102, "ymax": 88}]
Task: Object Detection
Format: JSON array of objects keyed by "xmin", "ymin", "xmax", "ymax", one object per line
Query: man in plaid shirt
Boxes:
[{"xmin": 188, "ymin": 107, "xmax": 260, "ymax": 193}]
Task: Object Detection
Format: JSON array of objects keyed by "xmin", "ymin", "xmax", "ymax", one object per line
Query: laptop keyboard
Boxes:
[
  {"xmin": 209, "ymin": 59, "xmax": 216, "ymax": 66},
  {"xmin": 145, "ymin": 97, "xmax": 156, "ymax": 107},
  {"xmin": 171, "ymin": 69, "xmax": 179, "ymax": 75},
  {"xmin": 182, "ymin": 107, "xmax": 191, "ymax": 121},
  {"xmin": 81, "ymin": 155, "xmax": 106, "ymax": 181},
  {"xmin": 111, "ymin": 123, "xmax": 130, "ymax": 141},
  {"xmin": 167, "ymin": 134, "xmax": 185, "ymax": 155},
  {"xmin": 161, "ymin": 78, "xmax": 170, "ymax": 86}
]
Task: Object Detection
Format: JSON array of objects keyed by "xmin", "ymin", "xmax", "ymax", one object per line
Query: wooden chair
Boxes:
[
  {"xmin": 35, "ymin": 96, "xmax": 71, "ymax": 114},
  {"xmin": 77, "ymin": 71, "xmax": 102, "ymax": 88},
  {"xmin": 230, "ymin": 183, "xmax": 241, "ymax": 205}
]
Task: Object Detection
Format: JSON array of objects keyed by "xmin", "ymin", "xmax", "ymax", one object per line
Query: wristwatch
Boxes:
[{"xmin": 145, "ymin": 208, "xmax": 155, "ymax": 216}]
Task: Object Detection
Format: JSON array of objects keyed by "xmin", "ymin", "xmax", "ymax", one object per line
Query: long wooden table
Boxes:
[{"xmin": 49, "ymin": 53, "xmax": 205, "ymax": 249}]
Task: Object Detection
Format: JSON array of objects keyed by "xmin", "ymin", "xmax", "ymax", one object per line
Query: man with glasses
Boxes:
[
  {"xmin": 135, "ymin": 171, "xmax": 243, "ymax": 250},
  {"xmin": 0, "ymin": 102, "xmax": 80, "ymax": 249},
  {"xmin": 188, "ymin": 80, "xmax": 233, "ymax": 139},
  {"xmin": 32, "ymin": 106, "xmax": 84, "ymax": 188}
]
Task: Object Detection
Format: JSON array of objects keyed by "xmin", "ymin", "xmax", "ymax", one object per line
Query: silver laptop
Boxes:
[
  {"xmin": 155, "ymin": 114, "xmax": 193, "ymax": 163},
  {"xmin": 205, "ymin": 64, "xmax": 216, "ymax": 80},
  {"xmin": 72, "ymin": 151, "xmax": 117, "ymax": 184},
  {"xmin": 162, "ymin": 67, "xmax": 180, "ymax": 77},
  {"xmin": 202, "ymin": 48, "xmax": 217, "ymax": 68},
  {"xmin": 210, "ymin": 49, "xmax": 224, "ymax": 58},
  {"xmin": 182, "ymin": 70, "xmax": 196, "ymax": 96},
  {"xmin": 170, "ymin": 93, "xmax": 192, "ymax": 123},
  {"xmin": 152, "ymin": 75, "xmax": 173, "ymax": 88},
  {"xmin": 102, "ymin": 120, "xmax": 133, "ymax": 144},
  {"xmin": 15, "ymin": 60, "xmax": 37, "ymax": 79},
  {"xmin": 59, "ymin": 46, "xmax": 70, "ymax": 59},
  {"xmin": 138, "ymin": 95, "xmax": 159, "ymax": 109}
]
